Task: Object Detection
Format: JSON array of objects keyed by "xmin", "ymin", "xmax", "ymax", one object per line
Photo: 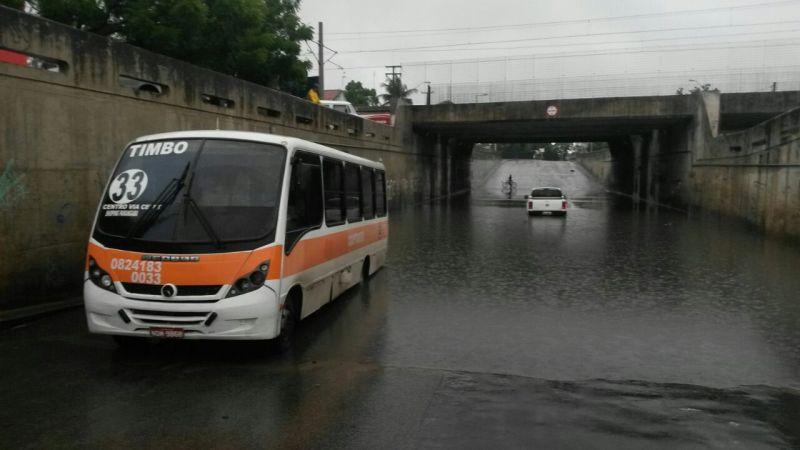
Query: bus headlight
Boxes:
[
  {"xmin": 88, "ymin": 257, "xmax": 116, "ymax": 292},
  {"xmin": 227, "ymin": 260, "xmax": 270, "ymax": 298}
]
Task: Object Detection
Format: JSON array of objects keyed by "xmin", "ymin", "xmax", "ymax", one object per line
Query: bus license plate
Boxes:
[
  {"xmin": 542, "ymin": 211, "xmax": 553, "ymax": 215},
  {"xmin": 150, "ymin": 327, "xmax": 185, "ymax": 338}
]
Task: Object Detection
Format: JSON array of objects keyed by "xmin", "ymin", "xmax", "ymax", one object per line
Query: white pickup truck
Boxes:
[
  {"xmin": 526, "ymin": 187, "xmax": 568, "ymax": 216},
  {"xmin": 321, "ymin": 100, "xmax": 358, "ymax": 115},
  {"xmin": 321, "ymin": 100, "xmax": 394, "ymax": 125}
]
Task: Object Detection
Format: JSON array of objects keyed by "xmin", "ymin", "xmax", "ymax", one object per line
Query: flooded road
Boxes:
[{"xmin": 2, "ymin": 160, "xmax": 800, "ymax": 448}]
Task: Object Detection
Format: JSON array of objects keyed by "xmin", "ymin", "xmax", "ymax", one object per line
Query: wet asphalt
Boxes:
[{"xmin": 2, "ymin": 160, "xmax": 799, "ymax": 449}]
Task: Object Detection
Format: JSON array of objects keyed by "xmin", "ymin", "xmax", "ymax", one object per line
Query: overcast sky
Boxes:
[{"xmin": 298, "ymin": 0, "xmax": 800, "ymax": 103}]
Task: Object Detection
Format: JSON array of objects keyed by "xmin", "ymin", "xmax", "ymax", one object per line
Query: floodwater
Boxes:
[{"xmin": 2, "ymin": 160, "xmax": 799, "ymax": 448}]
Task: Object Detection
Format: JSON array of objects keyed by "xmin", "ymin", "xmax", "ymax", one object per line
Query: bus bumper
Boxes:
[{"xmin": 83, "ymin": 281, "xmax": 282, "ymax": 340}]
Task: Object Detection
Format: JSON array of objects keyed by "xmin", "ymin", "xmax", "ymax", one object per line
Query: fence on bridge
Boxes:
[{"xmin": 430, "ymin": 66, "xmax": 800, "ymax": 103}]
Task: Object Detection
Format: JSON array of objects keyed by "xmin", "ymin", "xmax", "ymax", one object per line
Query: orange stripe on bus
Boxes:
[
  {"xmin": 283, "ymin": 220, "xmax": 388, "ymax": 277},
  {"xmin": 86, "ymin": 219, "xmax": 386, "ymax": 286},
  {"xmin": 87, "ymin": 243, "xmax": 283, "ymax": 285}
]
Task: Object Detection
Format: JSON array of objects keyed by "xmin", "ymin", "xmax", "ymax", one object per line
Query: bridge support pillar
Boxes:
[
  {"xmin": 444, "ymin": 138, "xmax": 452, "ymax": 199},
  {"xmin": 632, "ymin": 130, "xmax": 663, "ymax": 207},
  {"xmin": 631, "ymin": 135, "xmax": 644, "ymax": 205},
  {"xmin": 646, "ymin": 130, "xmax": 660, "ymax": 205}
]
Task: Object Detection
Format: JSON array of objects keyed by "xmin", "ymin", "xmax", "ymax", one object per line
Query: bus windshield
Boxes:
[{"xmin": 94, "ymin": 138, "xmax": 286, "ymax": 252}]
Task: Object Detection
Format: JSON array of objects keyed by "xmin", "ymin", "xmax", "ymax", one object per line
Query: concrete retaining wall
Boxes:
[
  {"xmin": 573, "ymin": 149, "xmax": 613, "ymax": 187},
  {"xmin": 689, "ymin": 107, "xmax": 800, "ymax": 239},
  {"xmin": 0, "ymin": 8, "xmax": 446, "ymax": 314},
  {"xmin": 575, "ymin": 91, "xmax": 800, "ymax": 240}
]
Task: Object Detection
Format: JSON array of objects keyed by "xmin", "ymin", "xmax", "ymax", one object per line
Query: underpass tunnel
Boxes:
[
  {"xmin": 409, "ymin": 91, "xmax": 799, "ymax": 209},
  {"xmin": 410, "ymin": 117, "xmax": 692, "ymax": 209},
  {"xmin": 468, "ymin": 141, "xmax": 611, "ymax": 200},
  {"xmin": 444, "ymin": 128, "xmax": 691, "ymax": 208}
]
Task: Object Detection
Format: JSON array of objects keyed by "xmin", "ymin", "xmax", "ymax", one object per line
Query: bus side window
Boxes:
[
  {"xmin": 361, "ymin": 166, "xmax": 375, "ymax": 220},
  {"xmin": 323, "ymin": 158, "xmax": 345, "ymax": 226},
  {"xmin": 375, "ymin": 170, "xmax": 386, "ymax": 217},
  {"xmin": 345, "ymin": 163, "xmax": 362, "ymax": 222},
  {"xmin": 286, "ymin": 151, "xmax": 323, "ymax": 252}
]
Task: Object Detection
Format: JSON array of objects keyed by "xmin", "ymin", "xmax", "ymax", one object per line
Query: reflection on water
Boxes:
[
  {"xmin": 382, "ymin": 199, "xmax": 800, "ymax": 389},
  {"xmin": 416, "ymin": 372, "xmax": 800, "ymax": 449}
]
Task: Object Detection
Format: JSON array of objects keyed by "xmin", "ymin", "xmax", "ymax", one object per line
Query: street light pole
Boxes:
[
  {"xmin": 426, "ymin": 82, "xmax": 432, "ymax": 105},
  {"xmin": 317, "ymin": 22, "xmax": 324, "ymax": 95}
]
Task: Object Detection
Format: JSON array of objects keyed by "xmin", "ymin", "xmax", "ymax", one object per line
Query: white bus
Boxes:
[{"xmin": 84, "ymin": 130, "xmax": 388, "ymax": 347}]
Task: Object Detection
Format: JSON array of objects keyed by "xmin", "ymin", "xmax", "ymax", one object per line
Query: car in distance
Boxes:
[{"xmin": 526, "ymin": 187, "xmax": 567, "ymax": 216}]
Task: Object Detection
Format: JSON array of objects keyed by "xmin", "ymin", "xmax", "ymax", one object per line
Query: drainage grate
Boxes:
[
  {"xmin": 122, "ymin": 283, "xmax": 221, "ymax": 296},
  {"xmin": 127, "ymin": 309, "xmax": 211, "ymax": 326}
]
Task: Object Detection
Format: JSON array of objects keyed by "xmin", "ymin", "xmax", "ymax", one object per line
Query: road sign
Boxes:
[{"xmin": 546, "ymin": 105, "xmax": 559, "ymax": 117}]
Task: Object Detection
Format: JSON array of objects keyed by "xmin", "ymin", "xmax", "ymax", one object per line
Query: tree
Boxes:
[
  {"xmin": 30, "ymin": 0, "xmax": 123, "ymax": 34},
  {"xmin": 0, "ymin": 0, "xmax": 25, "ymax": 9},
  {"xmin": 496, "ymin": 142, "xmax": 573, "ymax": 160},
  {"xmin": 30, "ymin": 0, "xmax": 313, "ymax": 92},
  {"xmin": 343, "ymin": 80, "xmax": 378, "ymax": 107},
  {"xmin": 542, "ymin": 143, "xmax": 571, "ymax": 161},
  {"xmin": 379, "ymin": 76, "xmax": 416, "ymax": 105},
  {"xmin": 498, "ymin": 143, "xmax": 536, "ymax": 159},
  {"xmin": 689, "ymin": 83, "xmax": 715, "ymax": 93}
]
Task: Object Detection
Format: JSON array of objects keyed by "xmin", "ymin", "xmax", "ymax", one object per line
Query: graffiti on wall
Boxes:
[{"xmin": 0, "ymin": 159, "xmax": 27, "ymax": 209}]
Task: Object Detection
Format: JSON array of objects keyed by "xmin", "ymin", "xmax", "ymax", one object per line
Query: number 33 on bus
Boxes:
[{"xmin": 84, "ymin": 131, "xmax": 388, "ymax": 346}]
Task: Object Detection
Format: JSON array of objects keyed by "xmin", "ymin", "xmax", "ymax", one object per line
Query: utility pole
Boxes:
[
  {"xmin": 385, "ymin": 65, "xmax": 402, "ymax": 82},
  {"xmin": 426, "ymin": 83, "xmax": 432, "ymax": 105},
  {"xmin": 317, "ymin": 21, "xmax": 324, "ymax": 95}
]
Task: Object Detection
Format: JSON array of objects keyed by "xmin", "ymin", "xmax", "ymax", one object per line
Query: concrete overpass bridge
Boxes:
[
  {"xmin": 404, "ymin": 91, "xmax": 800, "ymax": 222},
  {"xmin": 410, "ymin": 92, "xmax": 800, "ymax": 142}
]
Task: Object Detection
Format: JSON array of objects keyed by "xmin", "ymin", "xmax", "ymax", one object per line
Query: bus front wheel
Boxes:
[
  {"xmin": 362, "ymin": 256, "xmax": 371, "ymax": 281},
  {"xmin": 277, "ymin": 295, "xmax": 300, "ymax": 352}
]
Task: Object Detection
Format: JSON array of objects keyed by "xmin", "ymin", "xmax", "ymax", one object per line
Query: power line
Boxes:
[
  {"xmin": 327, "ymin": 0, "xmax": 798, "ymax": 37},
  {"xmin": 336, "ymin": 39, "xmax": 800, "ymax": 70},
  {"xmin": 431, "ymin": 65, "xmax": 800, "ymax": 87},
  {"xmin": 339, "ymin": 19, "xmax": 800, "ymax": 54},
  {"xmin": 395, "ymin": 27, "xmax": 800, "ymax": 53},
  {"xmin": 416, "ymin": 40, "xmax": 800, "ymax": 64}
]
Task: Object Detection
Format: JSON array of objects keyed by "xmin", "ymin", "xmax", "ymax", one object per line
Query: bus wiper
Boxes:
[
  {"xmin": 126, "ymin": 162, "xmax": 190, "ymax": 239},
  {"xmin": 180, "ymin": 170, "xmax": 223, "ymax": 249},
  {"xmin": 184, "ymin": 194, "xmax": 223, "ymax": 249}
]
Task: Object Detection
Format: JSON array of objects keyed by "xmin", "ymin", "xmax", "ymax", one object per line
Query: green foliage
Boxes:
[
  {"xmin": 32, "ymin": 0, "xmax": 121, "ymax": 34},
  {"xmin": 343, "ymin": 80, "xmax": 378, "ymax": 107},
  {"xmin": 541, "ymin": 143, "xmax": 571, "ymax": 161},
  {"xmin": 380, "ymin": 76, "xmax": 416, "ymax": 105},
  {"xmin": 121, "ymin": 0, "xmax": 208, "ymax": 62},
  {"xmin": 0, "ymin": 0, "xmax": 25, "ymax": 9},
  {"xmin": 497, "ymin": 142, "xmax": 573, "ymax": 160},
  {"xmin": 498, "ymin": 143, "xmax": 536, "ymax": 159},
  {"xmin": 31, "ymin": 0, "xmax": 312, "ymax": 91}
]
